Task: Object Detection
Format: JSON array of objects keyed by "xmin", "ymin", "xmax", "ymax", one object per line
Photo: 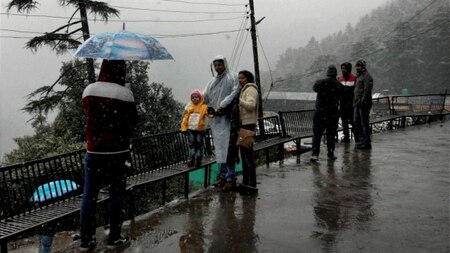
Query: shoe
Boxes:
[
  {"xmin": 238, "ymin": 184, "xmax": 258, "ymax": 195},
  {"xmin": 327, "ymin": 152, "xmax": 336, "ymax": 160},
  {"xmin": 222, "ymin": 181, "xmax": 237, "ymax": 192},
  {"xmin": 214, "ymin": 177, "xmax": 226, "ymax": 188},
  {"xmin": 107, "ymin": 235, "xmax": 131, "ymax": 249},
  {"xmin": 310, "ymin": 155, "xmax": 318, "ymax": 162},
  {"xmin": 341, "ymin": 138, "xmax": 350, "ymax": 143},
  {"xmin": 187, "ymin": 159, "xmax": 195, "ymax": 167},
  {"xmin": 195, "ymin": 160, "xmax": 202, "ymax": 167},
  {"xmin": 356, "ymin": 143, "xmax": 372, "ymax": 150},
  {"xmin": 80, "ymin": 238, "xmax": 96, "ymax": 251}
]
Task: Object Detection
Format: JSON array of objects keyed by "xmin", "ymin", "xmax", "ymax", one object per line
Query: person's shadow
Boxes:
[
  {"xmin": 207, "ymin": 192, "xmax": 257, "ymax": 253},
  {"xmin": 311, "ymin": 149, "xmax": 374, "ymax": 252}
]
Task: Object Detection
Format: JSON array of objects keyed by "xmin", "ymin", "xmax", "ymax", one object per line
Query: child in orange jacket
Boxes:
[{"xmin": 181, "ymin": 89, "xmax": 212, "ymax": 167}]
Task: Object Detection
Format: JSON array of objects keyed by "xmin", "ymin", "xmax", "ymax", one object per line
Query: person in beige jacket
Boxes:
[{"xmin": 238, "ymin": 70, "xmax": 259, "ymax": 194}]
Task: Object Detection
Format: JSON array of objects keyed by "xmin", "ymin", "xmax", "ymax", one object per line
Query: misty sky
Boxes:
[{"xmin": 0, "ymin": 0, "xmax": 389, "ymax": 159}]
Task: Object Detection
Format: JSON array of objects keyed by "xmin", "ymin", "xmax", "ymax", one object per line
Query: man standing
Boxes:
[
  {"xmin": 338, "ymin": 62, "xmax": 358, "ymax": 143},
  {"xmin": 80, "ymin": 60, "xmax": 137, "ymax": 250},
  {"xmin": 353, "ymin": 59, "xmax": 373, "ymax": 150},
  {"xmin": 310, "ymin": 65, "xmax": 344, "ymax": 162},
  {"xmin": 203, "ymin": 55, "xmax": 239, "ymax": 189}
]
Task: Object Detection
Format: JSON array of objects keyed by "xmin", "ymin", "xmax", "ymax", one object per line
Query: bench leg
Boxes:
[
  {"xmin": 1, "ymin": 241, "xmax": 7, "ymax": 253},
  {"xmin": 296, "ymin": 138, "xmax": 301, "ymax": 165},
  {"xmin": 162, "ymin": 180, "xmax": 167, "ymax": 206},
  {"xmin": 278, "ymin": 144, "xmax": 284, "ymax": 165},
  {"xmin": 265, "ymin": 149, "xmax": 270, "ymax": 168},
  {"xmin": 203, "ymin": 165, "xmax": 210, "ymax": 188},
  {"xmin": 184, "ymin": 173, "xmax": 190, "ymax": 199}
]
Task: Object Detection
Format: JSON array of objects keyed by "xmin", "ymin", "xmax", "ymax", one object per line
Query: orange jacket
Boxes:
[{"xmin": 181, "ymin": 96, "xmax": 210, "ymax": 132}]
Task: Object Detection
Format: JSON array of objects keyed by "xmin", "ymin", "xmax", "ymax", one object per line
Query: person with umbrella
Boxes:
[
  {"xmin": 203, "ymin": 55, "xmax": 240, "ymax": 190},
  {"xmin": 80, "ymin": 59, "xmax": 137, "ymax": 250},
  {"xmin": 74, "ymin": 29, "xmax": 173, "ymax": 250}
]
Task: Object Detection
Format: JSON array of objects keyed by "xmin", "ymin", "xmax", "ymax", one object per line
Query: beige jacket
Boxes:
[{"xmin": 239, "ymin": 83, "xmax": 259, "ymax": 125}]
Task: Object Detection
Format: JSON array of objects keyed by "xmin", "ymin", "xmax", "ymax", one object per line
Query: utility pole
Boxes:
[
  {"xmin": 78, "ymin": 1, "xmax": 96, "ymax": 84},
  {"xmin": 249, "ymin": 0, "xmax": 264, "ymax": 119}
]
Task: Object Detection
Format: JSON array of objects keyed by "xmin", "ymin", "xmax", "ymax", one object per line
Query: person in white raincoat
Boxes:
[{"xmin": 203, "ymin": 55, "xmax": 239, "ymax": 186}]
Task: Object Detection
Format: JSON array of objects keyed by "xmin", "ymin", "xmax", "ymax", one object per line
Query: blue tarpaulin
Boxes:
[{"xmin": 30, "ymin": 180, "xmax": 79, "ymax": 202}]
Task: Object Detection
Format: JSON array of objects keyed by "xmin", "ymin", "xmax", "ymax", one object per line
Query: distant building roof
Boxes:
[
  {"xmin": 263, "ymin": 91, "xmax": 316, "ymax": 101},
  {"xmin": 262, "ymin": 91, "xmax": 316, "ymax": 112}
]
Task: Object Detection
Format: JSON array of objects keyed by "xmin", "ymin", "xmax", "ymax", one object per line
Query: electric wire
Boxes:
[
  {"xmin": 234, "ymin": 29, "xmax": 249, "ymax": 69},
  {"xmin": 110, "ymin": 5, "xmax": 243, "ymax": 14},
  {"xmin": 256, "ymin": 32, "xmax": 275, "ymax": 105},
  {"xmin": 160, "ymin": 0, "xmax": 245, "ymax": 7},
  {"xmin": 230, "ymin": 17, "xmax": 249, "ymax": 70},
  {"xmin": 0, "ymin": 12, "xmax": 244, "ymax": 23}
]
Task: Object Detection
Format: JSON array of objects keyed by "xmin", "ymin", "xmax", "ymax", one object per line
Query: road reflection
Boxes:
[
  {"xmin": 206, "ymin": 193, "xmax": 257, "ymax": 253},
  {"xmin": 312, "ymin": 148, "xmax": 374, "ymax": 252}
]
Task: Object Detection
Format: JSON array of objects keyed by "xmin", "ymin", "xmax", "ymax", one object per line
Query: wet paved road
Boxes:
[
  {"xmin": 14, "ymin": 122, "xmax": 449, "ymax": 253},
  {"xmin": 119, "ymin": 121, "xmax": 449, "ymax": 253}
]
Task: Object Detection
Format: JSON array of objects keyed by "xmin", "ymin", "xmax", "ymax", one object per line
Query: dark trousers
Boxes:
[
  {"xmin": 340, "ymin": 103, "xmax": 358, "ymax": 141},
  {"xmin": 312, "ymin": 110, "xmax": 338, "ymax": 156},
  {"xmin": 240, "ymin": 124, "xmax": 256, "ymax": 187},
  {"xmin": 188, "ymin": 130, "xmax": 205, "ymax": 161},
  {"xmin": 80, "ymin": 152, "xmax": 129, "ymax": 242},
  {"xmin": 354, "ymin": 105, "xmax": 371, "ymax": 145}
]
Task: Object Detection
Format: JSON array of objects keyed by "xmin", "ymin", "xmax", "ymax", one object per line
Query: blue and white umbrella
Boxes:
[
  {"xmin": 73, "ymin": 30, "xmax": 174, "ymax": 61},
  {"xmin": 30, "ymin": 180, "xmax": 79, "ymax": 203}
]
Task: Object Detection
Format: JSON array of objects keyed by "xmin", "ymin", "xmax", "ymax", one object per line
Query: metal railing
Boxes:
[
  {"xmin": 0, "ymin": 150, "xmax": 84, "ymax": 220},
  {"xmin": 278, "ymin": 109, "xmax": 314, "ymax": 137},
  {"xmin": 391, "ymin": 94, "xmax": 447, "ymax": 115},
  {"xmin": 371, "ymin": 96, "xmax": 392, "ymax": 118}
]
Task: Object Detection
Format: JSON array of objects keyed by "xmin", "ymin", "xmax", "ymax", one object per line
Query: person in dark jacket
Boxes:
[
  {"xmin": 338, "ymin": 62, "xmax": 358, "ymax": 143},
  {"xmin": 353, "ymin": 59, "xmax": 373, "ymax": 149},
  {"xmin": 80, "ymin": 60, "xmax": 137, "ymax": 250},
  {"xmin": 310, "ymin": 65, "xmax": 344, "ymax": 162}
]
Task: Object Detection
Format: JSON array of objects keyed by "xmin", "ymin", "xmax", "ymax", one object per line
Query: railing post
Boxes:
[
  {"xmin": 1, "ymin": 241, "xmax": 7, "ymax": 253},
  {"xmin": 278, "ymin": 112, "xmax": 287, "ymax": 137},
  {"xmin": 203, "ymin": 166, "xmax": 208, "ymax": 188},
  {"xmin": 162, "ymin": 180, "xmax": 167, "ymax": 206},
  {"xmin": 184, "ymin": 173, "xmax": 190, "ymax": 198}
]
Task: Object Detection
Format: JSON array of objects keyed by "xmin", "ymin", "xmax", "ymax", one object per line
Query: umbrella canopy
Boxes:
[
  {"xmin": 30, "ymin": 180, "xmax": 79, "ymax": 202},
  {"xmin": 74, "ymin": 30, "xmax": 174, "ymax": 61}
]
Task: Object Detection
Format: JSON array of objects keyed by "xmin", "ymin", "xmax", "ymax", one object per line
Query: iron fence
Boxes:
[
  {"xmin": 0, "ymin": 150, "xmax": 85, "ymax": 220},
  {"xmin": 391, "ymin": 94, "xmax": 447, "ymax": 115},
  {"xmin": 278, "ymin": 109, "xmax": 314, "ymax": 136}
]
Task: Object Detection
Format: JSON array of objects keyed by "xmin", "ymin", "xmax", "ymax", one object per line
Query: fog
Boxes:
[{"xmin": 0, "ymin": 0, "xmax": 389, "ymax": 159}]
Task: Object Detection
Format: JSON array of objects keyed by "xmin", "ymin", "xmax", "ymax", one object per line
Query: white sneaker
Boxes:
[
  {"xmin": 107, "ymin": 235, "xmax": 131, "ymax": 249},
  {"xmin": 310, "ymin": 155, "xmax": 318, "ymax": 162}
]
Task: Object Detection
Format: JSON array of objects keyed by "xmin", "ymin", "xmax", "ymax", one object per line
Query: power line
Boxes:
[
  {"xmin": 152, "ymin": 28, "xmax": 246, "ymax": 38},
  {"xmin": 160, "ymin": 0, "xmax": 245, "ymax": 7},
  {"xmin": 230, "ymin": 17, "xmax": 249, "ymax": 69},
  {"xmin": 257, "ymin": 33, "xmax": 275, "ymax": 105},
  {"xmin": 234, "ymin": 30, "xmax": 250, "ymax": 69},
  {"xmin": 0, "ymin": 28, "xmax": 45, "ymax": 35},
  {"xmin": 110, "ymin": 5, "xmax": 244, "ymax": 14},
  {"xmin": 0, "ymin": 12, "xmax": 244, "ymax": 23},
  {"xmin": 0, "ymin": 35, "xmax": 35, "ymax": 39}
]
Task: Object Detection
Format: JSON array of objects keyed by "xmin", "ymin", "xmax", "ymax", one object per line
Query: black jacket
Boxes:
[{"xmin": 313, "ymin": 77, "xmax": 344, "ymax": 113}]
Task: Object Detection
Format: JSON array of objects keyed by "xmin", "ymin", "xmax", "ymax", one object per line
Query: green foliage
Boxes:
[
  {"xmin": 270, "ymin": 0, "xmax": 450, "ymax": 94},
  {"xmin": 4, "ymin": 60, "xmax": 183, "ymax": 165},
  {"xmin": 7, "ymin": 0, "xmax": 119, "ymax": 53},
  {"xmin": 4, "ymin": 122, "xmax": 85, "ymax": 165},
  {"xmin": 127, "ymin": 61, "xmax": 184, "ymax": 136}
]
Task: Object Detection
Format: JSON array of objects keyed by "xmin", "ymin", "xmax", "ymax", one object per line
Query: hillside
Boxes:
[{"xmin": 264, "ymin": 0, "xmax": 450, "ymax": 95}]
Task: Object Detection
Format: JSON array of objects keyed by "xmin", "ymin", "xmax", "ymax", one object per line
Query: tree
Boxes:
[
  {"xmin": 4, "ymin": 117, "xmax": 85, "ymax": 165},
  {"xmin": 4, "ymin": 60, "xmax": 183, "ymax": 165},
  {"xmin": 7, "ymin": 0, "xmax": 119, "ymax": 87},
  {"xmin": 126, "ymin": 61, "xmax": 184, "ymax": 136}
]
